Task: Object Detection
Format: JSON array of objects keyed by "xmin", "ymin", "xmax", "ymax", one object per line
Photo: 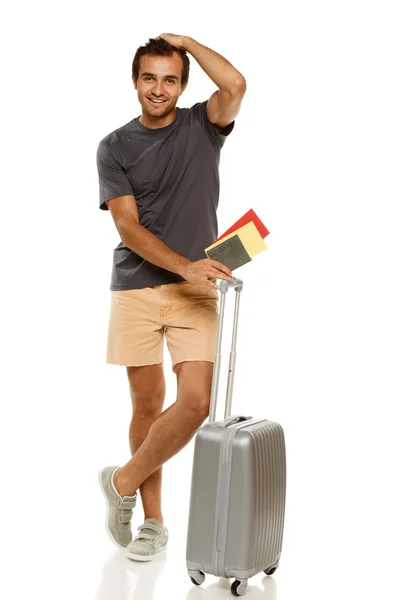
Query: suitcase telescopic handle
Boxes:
[{"xmin": 209, "ymin": 277, "xmax": 243, "ymax": 423}]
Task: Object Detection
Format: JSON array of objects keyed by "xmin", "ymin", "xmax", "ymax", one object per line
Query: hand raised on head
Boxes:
[{"xmin": 154, "ymin": 33, "xmax": 186, "ymax": 50}]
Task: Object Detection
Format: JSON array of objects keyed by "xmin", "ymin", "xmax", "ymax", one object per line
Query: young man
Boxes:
[{"xmin": 97, "ymin": 33, "xmax": 246, "ymax": 561}]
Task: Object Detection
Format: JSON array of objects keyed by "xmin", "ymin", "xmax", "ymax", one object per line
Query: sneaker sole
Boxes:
[
  {"xmin": 127, "ymin": 545, "xmax": 167, "ymax": 562},
  {"xmin": 98, "ymin": 468, "xmax": 129, "ymax": 549}
]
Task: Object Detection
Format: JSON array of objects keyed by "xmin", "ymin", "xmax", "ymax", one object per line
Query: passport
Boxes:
[{"xmin": 205, "ymin": 234, "xmax": 252, "ymax": 271}]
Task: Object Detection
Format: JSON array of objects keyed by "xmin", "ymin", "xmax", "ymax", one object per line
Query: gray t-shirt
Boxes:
[{"xmin": 96, "ymin": 100, "xmax": 234, "ymax": 290}]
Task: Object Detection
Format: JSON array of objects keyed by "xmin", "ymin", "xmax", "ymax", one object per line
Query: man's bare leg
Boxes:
[
  {"xmin": 114, "ymin": 361, "xmax": 213, "ymax": 498},
  {"xmin": 127, "ymin": 364, "xmax": 166, "ymax": 523}
]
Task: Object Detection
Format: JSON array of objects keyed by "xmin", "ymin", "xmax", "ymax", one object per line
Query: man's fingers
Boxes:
[
  {"xmin": 205, "ymin": 264, "xmax": 232, "ymax": 279},
  {"xmin": 204, "ymin": 279, "xmax": 219, "ymax": 290},
  {"xmin": 209, "ymin": 268, "xmax": 232, "ymax": 281},
  {"xmin": 205, "ymin": 268, "xmax": 228, "ymax": 281},
  {"xmin": 208, "ymin": 259, "xmax": 233, "ymax": 278}
]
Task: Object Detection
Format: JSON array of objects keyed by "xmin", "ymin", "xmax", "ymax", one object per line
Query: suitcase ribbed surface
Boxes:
[
  {"xmin": 249, "ymin": 420, "xmax": 286, "ymax": 572},
  {"xmin": 186, "ymin": 419, "xmax": 286, "ymax": 578}
]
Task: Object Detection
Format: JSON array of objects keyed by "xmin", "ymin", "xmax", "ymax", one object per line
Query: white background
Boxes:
[{"xmin": 1, "ymin": 1, "xmax": 399, "ymax": 599}]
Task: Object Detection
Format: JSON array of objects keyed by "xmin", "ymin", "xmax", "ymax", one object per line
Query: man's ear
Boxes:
[
  {"xmin": 132, "ymin": 76, "xmax": 138, "ymax": 90},
  {"xmin": 180, "ymin": 81, "xmax": 189, "ymax": 96}
]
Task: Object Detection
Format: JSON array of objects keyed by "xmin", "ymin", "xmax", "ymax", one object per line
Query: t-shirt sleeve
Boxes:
[
  {"xmin": 192, "ymin": 100, "xmax": 235, "ymax": 150},
  {"xmin": 96, "ymin": 140, "xmax": 134, "ymax": 211}
]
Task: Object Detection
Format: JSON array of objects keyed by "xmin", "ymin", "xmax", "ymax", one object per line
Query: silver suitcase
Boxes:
[{"xmin": 186, "ymin": 278, "xmax": 286, "ymax": 597}]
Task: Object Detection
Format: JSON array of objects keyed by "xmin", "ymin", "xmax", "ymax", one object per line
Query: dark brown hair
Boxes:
[{"xmin": 132, "ymin": 38, "xmax": 190, "ymax": 85}]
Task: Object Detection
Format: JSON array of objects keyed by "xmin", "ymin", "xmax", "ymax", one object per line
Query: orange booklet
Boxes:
[{"xmin": 214, "ymin": 208, "xmax": 269, "ymax": 243}]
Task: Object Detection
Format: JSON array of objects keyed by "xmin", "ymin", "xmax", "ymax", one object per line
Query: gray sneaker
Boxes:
[
  {"xmin": 98, "ymin": 466, "xmax": 137, "ymax": 548},
  {"xmin": 127, "ymin": 518, "xmax": 169, "ymax": 561}
]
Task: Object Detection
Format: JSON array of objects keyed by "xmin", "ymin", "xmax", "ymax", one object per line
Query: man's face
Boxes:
[{"xmin": 133, "ymin": 53, "xmax": 188, "ymax": 120}]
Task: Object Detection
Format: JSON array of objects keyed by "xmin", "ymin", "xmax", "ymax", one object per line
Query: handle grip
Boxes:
[{"xmin": 219, "ymin": 277, "xmax": 243, "ymax": 292}]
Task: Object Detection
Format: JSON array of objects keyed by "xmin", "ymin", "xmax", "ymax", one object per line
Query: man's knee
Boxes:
[
  {"xmin": 175, "ymin": 360, "xmax": 213, "ymax": 422},
  {"xmin": 176, "ymin": 392, "xmax": 210, "ymax": 425},
  {"xmin": 127, "ymin": 364, "xmax": 166, "ymax": 416},
  {"xmin": 131, "ymin": 401, "xmax": 163, "ymax": 423},
  {"xmin": 197, "ymin": 396, "xmax": 211, "ymax": 422}
]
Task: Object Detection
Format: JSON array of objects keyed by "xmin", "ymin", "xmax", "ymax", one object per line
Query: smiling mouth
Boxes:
[{"xmin": 148, "ymin": 98, "xmax": 167, "ymax": 104}]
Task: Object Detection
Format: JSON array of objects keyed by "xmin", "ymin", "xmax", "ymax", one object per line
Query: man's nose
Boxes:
[{"xmin": 152, "ymin": 80, "xmax": 165, "ymax": 96}]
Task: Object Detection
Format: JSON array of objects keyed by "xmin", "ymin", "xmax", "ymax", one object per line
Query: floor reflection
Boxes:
[
  {"xmin": 95, "ymin": 549, "xmax": 167, "ymax": 600},
  {"xmin": 95, "ymin": 548, "xmax": 277, "ymax": 600}
]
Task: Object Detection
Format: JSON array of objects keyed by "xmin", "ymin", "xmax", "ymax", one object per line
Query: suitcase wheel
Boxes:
[
  {"xmin": 188, "ymin": 570, "xmax": 205, "ymax": 586},
  {"xmin": 231, "ymin": 579, "xmax": 248, "ymax": 596},
  {"xmin": 264, "ymin": 565, "xmax": 278, "ymax": 576}
]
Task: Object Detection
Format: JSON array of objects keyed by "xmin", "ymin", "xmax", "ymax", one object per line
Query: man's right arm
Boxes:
[{"xmin": 107, "ymin": 195, "xmax": 232, "ymax": 290}]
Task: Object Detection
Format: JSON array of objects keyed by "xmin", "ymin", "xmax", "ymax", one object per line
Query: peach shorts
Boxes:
[{"xmin": 106, "ymin": 282, "xmax": 219, "ymax": 371}]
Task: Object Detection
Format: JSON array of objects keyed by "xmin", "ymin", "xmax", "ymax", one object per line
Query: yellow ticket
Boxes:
[{"xmin": 205, "ymin": 221, "xmax": 267, "ymax": 257}]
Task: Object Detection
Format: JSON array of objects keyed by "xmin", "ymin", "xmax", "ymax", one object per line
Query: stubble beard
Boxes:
[{"xmin": 140, "ymin": 94, "xmax": 178, "ymax": 121}]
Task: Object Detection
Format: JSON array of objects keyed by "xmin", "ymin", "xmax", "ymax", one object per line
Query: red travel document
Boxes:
[{"xmin": 214, "ymin": 209, "xmax": 269, "ymax": 243}]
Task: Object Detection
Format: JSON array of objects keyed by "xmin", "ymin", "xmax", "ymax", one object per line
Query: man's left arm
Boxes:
[{"xmin": 157, "ymin": 34, "xmax": 247, "ymax": 130}]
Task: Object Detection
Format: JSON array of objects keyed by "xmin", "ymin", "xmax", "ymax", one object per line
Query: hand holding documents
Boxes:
[{"xmin": 204, "ymin": 209, "xmax": 269, "ymax": 271}]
